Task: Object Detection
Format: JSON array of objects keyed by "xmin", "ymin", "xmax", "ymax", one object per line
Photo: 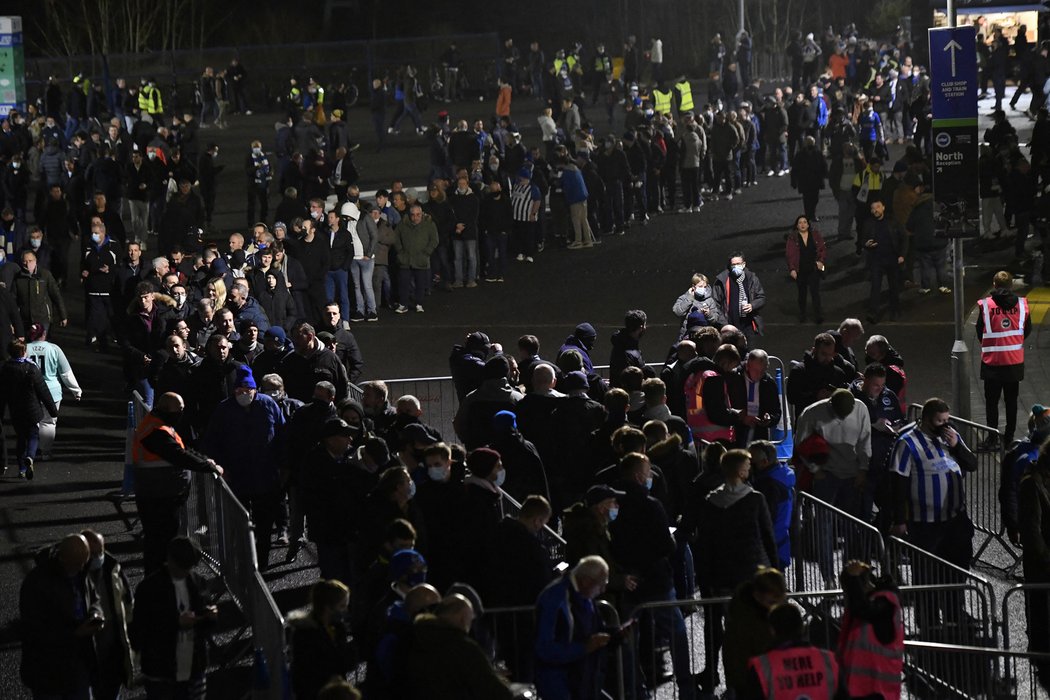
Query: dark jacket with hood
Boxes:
[
  {"xmin": 786, "ymin": 349, "xmax": 852, "ymax": 416},
  {"xmin": 695, "ymin": 481, "xmax": 778, "ymax": 592},
  {"xmin": 608, "ymin": 328, "xmax": 647, "ymax": 386},
  {"xmin": 609, "ymin": 480, "xmax": 675, "ymax": 598}
]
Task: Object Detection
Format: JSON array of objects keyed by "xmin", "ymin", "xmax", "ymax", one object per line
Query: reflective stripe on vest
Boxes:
[
  {"xmin": 653, "ymin": 89, "xmax": 673, "ymax": 115},
  {"xmin": 675, "ymin": 81, "xmax": 694, "ymax": 112},
  {"xmin": 685, "ymin": 369, "xmax": 735, "ymax": 442},
  {"xmin": 132, "ymin": 413, "xmax": 184, "ymax": 469},
  {"xmin": 750, "ymin": 646, "xmax": 838, "ymax": 700},
  {"xmin": 138, "ymin": 88, "xmax": 151, "ymax": 111},
  {"xmin": 837, "ymin": 589, "xmax": 904, "ymax": 700},
  {"xmin": 979, "ymin": 296, "xmax": 1026, "ymax": 365}
]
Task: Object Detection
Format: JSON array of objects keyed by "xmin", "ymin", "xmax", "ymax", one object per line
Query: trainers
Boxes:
[
  {"xmin": 918, "ymin": 288, "xmax": 932, "ymax": 295},
  {"xmin": 733, "ymin": 188, "xmax": 742, "ymax": 195},
  {"xmin": 394, "ymin": 304, "xmax": 409, "ymax": 314},
  {"xmin": 484, "ymin": 277, "xmax": 498, "ymax": 283},
  {"xmin": 582, "ymin": 241, "xmax": 595, "ymax": 248},
  {"xmin": 415, "ymin": 304, "xmax": 424, "ymax": 313},
  {"xmin": 567, "ymin": 241, "xmax": 584, "ymax": 249},
  {"xmin": 451, "ymin": 281, "xmax": 464, "ymax": 289},
  {"xmin": 24, "ymin": 457, "xmax": 34, "ymax": 481},
  {"xmin": 465, "ymin": 281, "xmax": 478, "ymax": 288},
  {"xmin": 366, "ymin": 312, "xmax": 379, "ymax": 322},
  {"xmin": 766, "ymin": 169, "xmax": 775, "ymax": 177},
  {"xmin": 938, "ymin": 286, "xmax": 952, "ymax": 294},
  {"xmin": 725, "ymin": 193, "xmax": 734, "ymax": 201},
  {"xmin": 977, "ymin": 435, "xmax": 1001, "ymax": 452},
  {"xmin": 515, "ymin": 254, "xmax": 525, "ymax": 262},
  {"xmin": 276, "ymin": 529, "xmax": 290, "ymax": 545},
  {"xmin": 387, "ymin": 126, "xmax": 396, "ymax": 134},
  {"xmin": 525, "ymin": 256, "xmax": 535, "ymax": 263},
  {"xmin": 349, "ymin": 313, "xmax": 365, "ymax": 323},
  {"xmin": 496, "ymin": 277, "xmax": 505, "ymax": 282}
]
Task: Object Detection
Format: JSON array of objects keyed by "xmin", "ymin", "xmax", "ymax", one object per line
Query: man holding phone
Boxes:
[{"xmin": 19, "ymin": 533, "xmax": 104, "ymax": 699}]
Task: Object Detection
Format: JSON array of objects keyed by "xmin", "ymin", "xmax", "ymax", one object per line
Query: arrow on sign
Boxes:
[{"xmin": 944, "ymin": 39, "xmax": 962, "ymax": 77}]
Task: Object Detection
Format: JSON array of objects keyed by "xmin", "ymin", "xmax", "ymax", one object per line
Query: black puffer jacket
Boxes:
[
  {"xmin": 695, "ymin": 482, "xmax": 778, "ymax": 593},
  {"xmin": 0, "ymin": 356, "xmax": 58, "ymax": 425}
]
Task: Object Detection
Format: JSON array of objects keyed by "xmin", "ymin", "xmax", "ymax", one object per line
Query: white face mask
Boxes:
[
  {"xmin": 91, "ymin": 233, "xmax": 102, "ymax": 244},
  {"xmin": 428, "ymin": 466, "xmax": 450, "ymax": 483},
  {"xmin": 493, "ymin": 468, "xmax": 506, "ymax": 488},
  {"xmin": 235, "ymin": 392, "xmax": 254, "ymax": 407},
  {"xmin": 30, "ymin": 238, "xmax": 42, "ymax": 249},
  {"xmin": 252, "ymin": 147, "xmax": 262, "ymax": 156}
]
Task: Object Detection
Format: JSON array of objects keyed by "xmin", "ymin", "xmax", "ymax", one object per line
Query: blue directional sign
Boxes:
[
  {"xmin": 930, "ymin": 26, "xmax": 978, "ymax": 122},
  {"xmin": 929, "ymin": 26, "xmax": 979, "ymax": 237}
]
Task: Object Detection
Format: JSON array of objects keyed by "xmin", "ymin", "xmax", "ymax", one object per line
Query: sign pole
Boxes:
[
  {"xmin": 948, "ymin": 0, "xmax": 969, "ymax": 421},
  {"xmin": 930, "ymin": 1, "xmax": 975, "ymax": 420}
]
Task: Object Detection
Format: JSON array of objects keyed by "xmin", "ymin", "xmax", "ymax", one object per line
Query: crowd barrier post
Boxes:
[
  {"xmin": 500, "ymin": 488, "xmax": 567, "ymax": 568},
  {"xmin": 768, "ymin": 355, "xmax": 793, "ymax": 459}
]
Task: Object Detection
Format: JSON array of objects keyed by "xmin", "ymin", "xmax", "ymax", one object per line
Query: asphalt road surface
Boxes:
[{"xmin": 0, "ymin": 87, "xmax": 1039, "ymax": 697}]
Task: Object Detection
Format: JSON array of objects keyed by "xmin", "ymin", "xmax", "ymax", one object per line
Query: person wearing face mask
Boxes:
[
  {"xmin": 360, "ymin": 468, "xmax": 428, "ymax": 582},
  {"xmin": 81, "ymin": 529, "xmax": 134, "ymax": 700},
  {"xmin": 611, "ymin": 451, "xmax": 696, "ymax": 700},
  {"xmin": 413, "ymin": 442, "xmax": 465, "ymax": 592},
  {"xmin": 712, "ymin": 251, "xmax": 766, "ymax": 345},
  {"xmin": 202, "ymin": 365, "xmax": 286, "ymax": 567},
  {"xmin": 3, "ymin": 156, "xmax": 29, "ymax": 221},
  {"xmin": 132, "ymin": 392, "xmax": 223, "ymax": 573},
  {"xmin": 562, "ymin": 485, "xmax": 639, "ymax": 612},
  {"xmin": 130, "ymin": 537, "xmax": 219, "ymax": 700},
  {"xmin": 300, "ymin": 418, "xmax": 363, "ymax": 584},
  {"xmin": 81, "ymin": 216, "xmax": 120, "ymax": 351},
  {"xmin": 672, "ymin": 273, "xmax": 726, "ymax": 338},
  {"xmin": 889, "ymin": 398, "xmax": 978, "ymax": 627},
  {"xmin": 13, "ymin": 248, "xmax": 67, "ymax": 330}
]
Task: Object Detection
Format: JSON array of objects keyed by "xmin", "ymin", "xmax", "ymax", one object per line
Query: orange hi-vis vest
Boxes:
[
  {"xmin": 978, "ymin": 295, "xmax": 1027, "ymax": 366},
  {"xmin": 749, "ymin": 645, "xmax": 839, "ymax": 699},
  {"xmin": 837, "ymin": 589, "xmax": 904, "ymax": 700},
  {"xmin": 132, "ymin": 413, "xmax": 183, "ymax": 469},
  {"xmin": 685, "ymin": 369, "xmax": 735, "ymax": 443}
]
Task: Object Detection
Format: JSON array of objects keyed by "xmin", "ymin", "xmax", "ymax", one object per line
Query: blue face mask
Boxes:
[
  {"xmin": 428, "ymin": 466, "xmax": 449, "ymax": 483},
  {"xmin": 731, "ymin": 264, "xmax": 745, "ymax": 277},
  {"xmin": 644, "ymin": 476, "xmax": 653, "ymax": 491},
  {"xmin": 608, "ymin": 507, "xmax": 619, "ymax": 522},
  {"xmin": 493, "ymin": 468, "xmax": 506, "ymax": 488}
]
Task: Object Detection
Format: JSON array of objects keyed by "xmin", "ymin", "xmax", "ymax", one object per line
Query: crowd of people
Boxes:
[{"xmin": 3, "ymin": 18, "xmax": 1049, "ymax": 700}]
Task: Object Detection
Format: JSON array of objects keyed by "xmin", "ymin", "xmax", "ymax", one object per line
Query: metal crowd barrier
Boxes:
[
  {"xmin": 886, "ymin": 535, "xmax": 998, "ymax": 646},
  {"xmin": 794, "ymin": 490, "xmax": 889, "ymax": 594},
  {"xmin": 382, "ymin": 375, "xmax": 459, "ymax": 445},
  {"xmin": 905, "ymin": 404, "xmax": 1018, "ymax": 568},
  {"xmin": 499, "ymin": 488, "xmax": 568, "ymax": 567},
  {"xmin": 904, "ymin": 640, "xmax": 1050, "ymax": 699},
  {"xmin": 180, "ymin": 471, "xmax": 289, "ymax": 700},
  {"xmin": 627, "ymin": 585, "xmax": 1004, "ymax": 700},
  {"xmin": 484, "ymin": 600, "xmax": 623, "ymax": 699},
  {"xmin": 1003, "ymin": 583, "xmax": 1050, "ymax": 699}
]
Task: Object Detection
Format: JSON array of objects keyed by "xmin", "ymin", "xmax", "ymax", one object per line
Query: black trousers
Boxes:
[
  {"xmin": 137, "ymin": 492, "xmax": 188, "ymax": 575},
  {"xmin": 984, "ymin": 377, "xmax": 1020, "ymax": 442},
  {"xmin": 796, "ymin": 271, "xmax": 822, "ymax": 320}
]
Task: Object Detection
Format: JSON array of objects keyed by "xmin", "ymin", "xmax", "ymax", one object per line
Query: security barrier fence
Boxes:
[
  {"xmin": 794, "ymin": 490, "xmax": 889, "ymax": 593},
  {"xmin": 905, "ymin": 404, "xmax": 1017, "ymax": 568},
  {"xmin": 181, "ymin": 471, "xmax": 288, "ymax": 699}
]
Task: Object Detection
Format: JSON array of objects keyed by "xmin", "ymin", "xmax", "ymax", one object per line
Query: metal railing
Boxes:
[
  {"xmin": 484, "ymin": 599, "xmax": 622, "ymax": 699},
  {"xmin": 794, "ymin": 490, "xmax": 889, "ymax": 593},
  {"xmin": 904, "ymin": 640, "xmax": 1049, "ymax": 699},
  {"xmin": 1002, "ymin": 583, "xmax": 1050, "ymax": 699},
  {"xmin": 499, "ymin": 487, "xmax": 567, "ymax": 567},
  {"xmin": 181, "ymin": 471, "xmax": 288, "ymax": 699},
  {"xmin": 905, "ymin": 404, "xmax": 1018, "ymax": 568},
  {"xmin": 887, "ymin": 535, "xmax": 998, "ymax": 647}
]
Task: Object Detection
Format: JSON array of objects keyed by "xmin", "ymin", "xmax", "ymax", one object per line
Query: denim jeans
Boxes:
[
  {"xmin": 633, "ymin": 586, "xmax": 696, "ymax": 700},
  {"xmin": 483, "ymin": 231, "xmax": 508, "ymax": 278},
  {"xmin": 398, "ymin": 267, "xmax": 430, "ymax": 307},
  {"xmin": 15, "ymin": 423, "xmax": 40, "ymax": 472},
  {"xmin": 811, "ymin": 472, "xmax": 866, "ymax": 582},
  {"xmin": 918, "ymin": 247, "xmax": 948, "ymax": 289},
  {"xmin": 325, "ymin": 268, "xmax": 350, "ymax": 318},
  {"xmin": 372, "ymin": 264, "xmax": 391, "ymax": 307},
  {"xmin": 453, "ymin": 239, "xmax": 477, "ymax": 284},
  {"xmin": 349, "ymin": 258, "xmax": 376, "ymax": 315}
]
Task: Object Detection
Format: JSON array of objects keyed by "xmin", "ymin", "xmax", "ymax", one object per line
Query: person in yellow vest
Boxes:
[
  {"xmin": 836, "ymin": 560, "xmax": 904, "ymax": 700},
  {"xmin": 141, "ymin": 77, "xmax": 165, "ymax": 126},
  {"xmin": 651, "ymin": 83, "xmax": 673, "ymax": 117},
  {"xmin": 286, "ymin": 77, "xmax": 302, "ymax": 118},
  {"xmin": 132, "ymin": 391, "xmax": 223, "ymax": 573},
  {"xmin": 976, "ymin": 270, "xmax": 1032, "ymax": 449},
  {"xmin": 675, "ymin": 78, "xmax": 694, "ymax": 114},
  {"xmin": 137, "ymin": 77, "xmax": 151, "ymax": 120},
  {"xmin": 308, "ymin": 77, "xmax": 327, "ymax": 126},
  {"xmin": 744, "ymin": 603, "xmax": 839, "ymax": 700},
  {"xmin": 590, "ymin": 43, "xmax": 613, "ymax": 105}
]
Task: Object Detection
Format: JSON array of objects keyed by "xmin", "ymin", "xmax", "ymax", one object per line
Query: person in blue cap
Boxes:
[{"xmin": 202, "ymin": 364, "xmax": 286, "ymax": 567}]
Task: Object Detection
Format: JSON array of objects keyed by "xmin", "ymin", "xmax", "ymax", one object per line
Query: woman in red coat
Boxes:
[{"xmin": 785, "ymin": 214, "xmax": 827, "ymax": 324}]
